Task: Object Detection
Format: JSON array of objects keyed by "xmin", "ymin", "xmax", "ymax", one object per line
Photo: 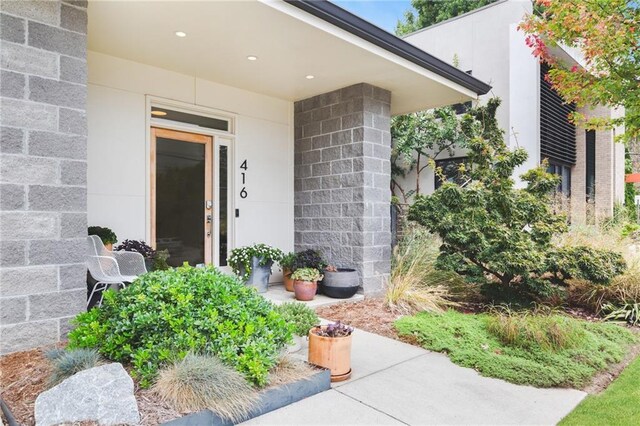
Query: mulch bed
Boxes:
[
  {"xmin": 0, "ymin": 346, "xmax": 181, "ymax": 425},
  {"xmin": 316, "ymin": 297, "xmax": 640, "ymax": 394}
]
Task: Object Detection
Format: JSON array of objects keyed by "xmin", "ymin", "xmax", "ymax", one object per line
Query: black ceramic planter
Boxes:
[
  {"xmin": 322, "ymin": 285, "xmax": 359, "ymax": 299},
  {"xmin": 163, "ymin": 368, "xmax": 331, "ymax": 426}
]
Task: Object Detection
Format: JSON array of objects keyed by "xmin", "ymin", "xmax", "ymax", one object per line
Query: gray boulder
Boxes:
[{"xmin": 35, "ymin": 362, "xmax": 140, "ymax": 426}]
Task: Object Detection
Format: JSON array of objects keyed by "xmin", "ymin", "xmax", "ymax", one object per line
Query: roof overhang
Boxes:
[{"xmin": 87, "ymin": 0, "xmax": 491, "ymax": 115}]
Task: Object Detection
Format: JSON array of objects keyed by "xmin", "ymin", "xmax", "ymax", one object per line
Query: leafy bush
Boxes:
[
  {"xmin": 153, "ymin": 353, "xmax": 258, "ymax": 421},
  {"xmin": 115, "ymin": 239, "xmax": 156, "ymax": 258},
  {"xmin": 68, "ymin": 265, "xmax": 292, "ymax": 387},
  {"xmin": 228, "ymin": 244, "xmax": 284, "ymax": 278},
  {"xmin": 604, "ymin": 302, "xmax": 640, "ymax": 326},
  {"xmin": 408, "ymin": 98, "xmax": 627, "ymax": 300},
  {"xmin": 276, "ymin": 302, "xmax": 319, "ymax": 336},
  {"xmin": 290, "ymin": 267, "xmax": 322, "ymax": 282},
  {"xmin": 152, "ymin": 248, "xmax": 171, "ymax": 271},
  {"xmin": 280, "ymin": 252, "xmax": 297, "ymax": 271},
  {"xmin": 289, "ymin": 249, "xmax": 326, "ymax": 272},
  {"xmin": 45, "ymin": 348, "xmax": 101, "ymax": 387},
  {"xmin": 396, "ymin": 310, "xmax": 637, "ymax": 388},
  {"xmin": 387, "ymin": 227, "xmax": 463, "ymax": 314},
  {"xmin": 88, "ymin": 226, "xmax": 117, "ymax": 245},
  {"xmin": 545, "ymin": 246, "xmax": 627, "ymax": 285}
]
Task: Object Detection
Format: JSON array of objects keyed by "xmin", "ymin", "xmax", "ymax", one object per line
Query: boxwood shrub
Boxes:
[{"xmin": 68, "ymin": 265, "xmax": 292, "ymax": 387}]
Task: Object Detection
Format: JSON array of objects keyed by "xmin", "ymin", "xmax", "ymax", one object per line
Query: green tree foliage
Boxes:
[
  {"xmin": 408, "ymin": 98, "xmax": 627, "ymax": 300},
  {"xmin": 391, "ymin": 107, "xmax": 470, "ymax": 202},
  {"xmin": 396, "ymin": 0, "xmax": 497, "ymax": 36},
  {"xmin": 520, "ymin": 0, "xmax": 640, "ymax": 141}
]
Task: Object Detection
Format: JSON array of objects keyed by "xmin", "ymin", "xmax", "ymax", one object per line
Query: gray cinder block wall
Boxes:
[
  {"xmin": 294, "ymin": 83, "xmax": 392, "ymax": 295},
  {"xmin": 0, "ymin": 0, "xmax": 88, "ymax": 354}
]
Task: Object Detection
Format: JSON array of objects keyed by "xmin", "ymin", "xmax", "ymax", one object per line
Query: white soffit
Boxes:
[{"xmin": 88, "ymin": 0, "xmax": 478, "ymax": 114}]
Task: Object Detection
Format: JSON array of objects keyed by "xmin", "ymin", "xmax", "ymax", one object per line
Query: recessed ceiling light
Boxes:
[
  {"xmin": 151, "ymin": 110, "xmax": 167, "ymax": 116},
  {"xmin": 305, "ymin": 75, "xmax": 315, "ymax": 80},
  {"xmin": 247, "ymin": 55, "xmax": 258, "ymax": 61},
  {"xmin": 175, "ymin": 31, "xmax": 187, "ymax": 38}
]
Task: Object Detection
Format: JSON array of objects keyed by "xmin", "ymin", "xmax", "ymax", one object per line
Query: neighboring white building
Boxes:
[{"xmin": 398, "ymin": 0, "xmax": 625, "ymax": 221}]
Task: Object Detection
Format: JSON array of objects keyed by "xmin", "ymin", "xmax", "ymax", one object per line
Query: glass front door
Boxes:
[{"xmin": 151, "ymin": 128, "xmax": 213, "ymax": 266}]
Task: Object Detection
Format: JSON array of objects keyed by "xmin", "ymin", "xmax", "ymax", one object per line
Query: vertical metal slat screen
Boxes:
[{"xmin": 540, "ymin": 63, "xmax": 577, "ymax": 166}]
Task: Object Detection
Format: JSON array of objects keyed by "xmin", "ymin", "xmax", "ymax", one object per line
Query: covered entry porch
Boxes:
[{"xmin": 86, "ymin": 0, "xmax": 490, "ymax": 295}]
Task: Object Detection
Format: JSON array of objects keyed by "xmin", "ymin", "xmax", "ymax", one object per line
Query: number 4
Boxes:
[{"xmin": 240, "ymin": 160, "xmax": 248, "ymax": 170}]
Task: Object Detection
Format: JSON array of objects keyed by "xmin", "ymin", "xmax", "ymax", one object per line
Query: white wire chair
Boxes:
[{"xmin": 86, "ymin": 236, "xmax": 147, "ymax": 307}]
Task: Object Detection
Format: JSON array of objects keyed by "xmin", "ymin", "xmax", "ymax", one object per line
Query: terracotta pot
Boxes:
[
  {"xmin": 308, "ymin": 326, "xmax": 352, "ymax": 382},
  {"xmin": 283, "ymin": 268, "xmax": 294, "ymax": 292},
  {"xmin": 293, "ymin": 280, "xmax": 317, "ymax": 301}
]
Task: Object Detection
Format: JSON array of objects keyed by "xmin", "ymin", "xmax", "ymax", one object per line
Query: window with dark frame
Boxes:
[
  {"xmin": 546, "ymin": 161, "xmax": 572, "ymax": 196},
  {"xmin": 434, "ymin": 157, "xmax": 468, "ymax": 190},
  {"xmin": 586, "ymin": 130, "xmax": 596, "ymax": 202}
]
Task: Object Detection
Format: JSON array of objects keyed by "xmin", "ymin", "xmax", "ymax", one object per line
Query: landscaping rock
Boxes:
[{"xmin": 35, "ymin": 362, "xmax": 140, "ymax": 426}]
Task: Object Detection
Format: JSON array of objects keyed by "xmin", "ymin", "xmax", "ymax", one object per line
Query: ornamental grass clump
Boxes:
[
  {"xmin": 386, "ymin": 227, "xmax": 463, "ymax": 314},
  {"xmin": 153, "ymin": 353, "xmax": 259, "ymax": 421},
  {"xmin": 45, "ymin": 348, "xmax": 102, "ymax": 387},
  {"xmin": 68, "ymin": 265, "xmax": 292, "ymax": 387}
]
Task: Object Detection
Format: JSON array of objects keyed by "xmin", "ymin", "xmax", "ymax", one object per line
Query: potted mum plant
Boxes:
[
  {"xmin": 308, "ymin": 321, "xmax": 354, "ymax": 382},
  {"xmin": 276, "ymin": 302, "xmax": 319, "ymax": 352},
  {"xmin": 280, "ymin": 252, "xmax": 297, "ymax": 292},
  {"xmin": 291, "ymin": 268, "xmax": 323, "ymax": 301},
  {"xmin": 228, "ymin": 243, "xmax": 284, "ymax": 293},
  {"xmin": 88, "ymin": 226, "xmax": 117, "ymax": 250}
]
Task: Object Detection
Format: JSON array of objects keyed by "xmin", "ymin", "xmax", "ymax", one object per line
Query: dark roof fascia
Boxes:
[{"xmin": 284, "ymin": 0, "xmax": 492, "ymax": 95}]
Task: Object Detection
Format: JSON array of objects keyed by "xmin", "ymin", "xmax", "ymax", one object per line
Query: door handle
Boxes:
[{"xmin": 206, "ymin": 214, "xmax": 213, "ymax": 237}]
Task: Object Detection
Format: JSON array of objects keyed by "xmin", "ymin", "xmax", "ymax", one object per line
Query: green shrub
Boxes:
[
  {"xmin": 88, "ymin": 225, "xmax": 117, "ymax": 245},
  {"xmin": 276, "ymin": 302, "xmax": 319, "ymax": 336},
  {"xmin": 545, "ymin": 246, "xmax": 627, "ymax": 285},
  {"xmin": 407, "ymin": 98, "xmax": 627, "ymax": 301},
  {"xmin": 153, "ymin": 353, "xmax": 258, "ymax": 421},
  {"xmin": 68, "ymin": 265, "xmax": 292, "ymax": 387},
  {"xmin": 395, "ymin": 310, "xmax": 636, "ymax": 388},
  {"xmin": 46, "ymin": 348, "xmax": 102, "ymax": 387}
]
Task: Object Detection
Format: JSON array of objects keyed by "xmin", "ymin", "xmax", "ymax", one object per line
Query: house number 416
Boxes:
[{"xmin": 240, "ymin": 160, "xmax": 248, "ymax": 199}]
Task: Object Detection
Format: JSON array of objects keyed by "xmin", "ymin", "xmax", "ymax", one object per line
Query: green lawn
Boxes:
[
  {"xmin": 560, "ymin": 355, "xmax": 640, "ymax": 426},
  {"xmin": 395, "ymin": 310, "xmax": 637, "ymax": 388}
]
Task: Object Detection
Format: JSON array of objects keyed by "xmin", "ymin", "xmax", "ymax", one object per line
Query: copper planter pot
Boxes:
[
  {"xmin": 308, "ymin": 326, "xmax": 352, "ymax": 382},
  {"xmin": 293, "ymin": 280, "xmax": 317, "ymax": 301},
  {"xmin": 283, "ymin": 268, "xmax": 294, "ymax": 292}
]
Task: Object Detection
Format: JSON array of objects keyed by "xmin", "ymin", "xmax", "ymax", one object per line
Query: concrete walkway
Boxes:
[{"xmin": 243, "ymin": 328, "xmax": 586, "ymax": 425}]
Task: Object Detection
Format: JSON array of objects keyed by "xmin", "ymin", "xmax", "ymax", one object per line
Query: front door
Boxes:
[{"xmin": 151, "ymin": 128, "xmax": 213, "ymax": 266}]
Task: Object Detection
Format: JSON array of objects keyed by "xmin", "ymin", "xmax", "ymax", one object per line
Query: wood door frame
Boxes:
[{"xmin": 150, "ymin": 127, "xmax": 213, "ymax": 264}]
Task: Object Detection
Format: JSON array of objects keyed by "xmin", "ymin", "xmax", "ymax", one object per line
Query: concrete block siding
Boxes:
[
  {"xmin": 0, "ymin": 0, "xmax": 88, "ymax": 354},
  {"xmin": 294, "ymin": 83, "xmax": 392, "ymax": 296}
]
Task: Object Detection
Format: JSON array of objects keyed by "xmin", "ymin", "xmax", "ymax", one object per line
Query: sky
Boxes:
[{"xmin": 332, "ymin": 0, "xmax": 413, "ymax": 33}]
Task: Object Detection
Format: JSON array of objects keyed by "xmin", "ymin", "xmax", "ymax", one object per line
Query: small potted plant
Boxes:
[
  {"xmin": 280, "ymin": 252, "xmax": 297, "ymax": 292},
  {"xmin": 228, "ymin": 243, "xmax": 284, "ymax": 293},
  {"xmin": 88, "ymin": 226, "xmax": 117, "ymax": 250},
  {"xmin": 291, "ymin": 268, "xmax": 323, "ymax": 301},
  {"xmin": 308, "ymin": 321, "xmax": 354, "ymax": 382},
  {"xmin": 291, "ymin": 249, "xmax": 327, "ymax": 294},
  {"xmin": 276, "ymin": 302, "xmax": 319, "ymax": 352},
  {"xmin": 322, "ymin": 265, "xmax": 360, "ymax": 299}
]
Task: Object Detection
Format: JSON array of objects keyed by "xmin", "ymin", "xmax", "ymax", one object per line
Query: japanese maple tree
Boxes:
[{"xmin": 519, "ymin": 0, "xmax": 640, "ymax": 140}]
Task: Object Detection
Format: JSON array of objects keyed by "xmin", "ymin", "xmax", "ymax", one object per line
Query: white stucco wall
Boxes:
[
  {"xmin": 87, "ymin": 52, "xmax": 294, "ymax": 271},
  {"xmin": 398, "ymin": 0, "xmax": 537, "ymax": 194}
]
